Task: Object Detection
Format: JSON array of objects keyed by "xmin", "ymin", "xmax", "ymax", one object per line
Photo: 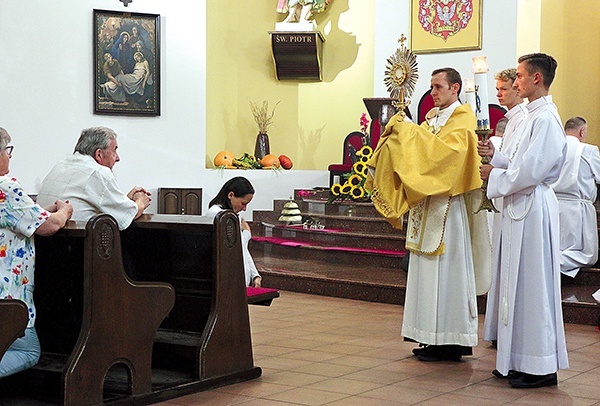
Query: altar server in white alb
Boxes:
[
  {"xmin": 478, "ymin": 53, "xmax": 569, "ymax": 389},
  {"xmin": 483, "ymin": 68, "xmax": 527, "ymax": 345},
  {"xmin": 550, "ymin": 116, "xmax": 600, "ymax": 277}
]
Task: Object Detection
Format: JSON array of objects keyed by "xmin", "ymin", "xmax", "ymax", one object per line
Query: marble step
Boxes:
[
  {"xmin": 564, "ymin": 267, "xmax": 600, "ymax": 287},
  {"xmin": 256, "ymin": 222, "xmax": 406, "ymax": 252},
  {"xmin": 253, "ymin": 211, "xmax": 401, "ymax": 235},
  {"xmin": 249, "ymin": 237, "xmax": 405, "ymax": 269}
]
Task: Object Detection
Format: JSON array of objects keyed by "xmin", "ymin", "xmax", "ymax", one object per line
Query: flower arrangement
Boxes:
[
  {"xmin": 329, "ymin": 145, "xmax": 373, "ymax": 201},
  {"xmin": 329, "ymin": 113, "xmax": 374, "ymax": 202}
]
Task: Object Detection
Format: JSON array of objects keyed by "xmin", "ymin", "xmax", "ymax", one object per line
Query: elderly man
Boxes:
[
  {"xmin": 36, "ymin": 127, "xmax": 150, "ymax": 231},
  {"xmin": 367, "ymin": 67, "xmax": 490, "ymax": 362},
  {"xmin": 479, "ymin": 53, "xmax": 569, "ymax": 388},
  {"xmin": 551, "ymin": 116, "xmax": 600, "ymax": 277}
]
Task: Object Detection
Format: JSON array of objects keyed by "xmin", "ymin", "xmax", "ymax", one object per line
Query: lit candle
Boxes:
[
  {"xmin": 464, "ymin": 78, "xmax": 476, "ymax": 115},
  {"xmin": 472, "ymin": 56, "xmax": 490, "ymax": 129}
]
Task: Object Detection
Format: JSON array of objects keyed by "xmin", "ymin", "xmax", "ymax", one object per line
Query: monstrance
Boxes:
[{"xmin": 383, "ymin": 34, "xmax": 418, "ymax": 119}]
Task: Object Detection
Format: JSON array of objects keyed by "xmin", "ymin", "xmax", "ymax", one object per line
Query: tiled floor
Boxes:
[{"xmin": 158, "ymin": 291, "xmax": 600, "ymax": 406}]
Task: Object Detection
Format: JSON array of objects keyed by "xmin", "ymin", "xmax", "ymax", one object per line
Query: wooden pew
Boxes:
[
  {"xmin": 0, "ymin": 214, "xmax": 176, "ymax": 405},
  {"xmin": 0, "ymin": 300, "xmax": 29, "ymax": 362},
  {"xmin": 0, "ymin": 211, "xmax": 260, "ymax": 405},
  {"xmin": 121, "ymin": 212, "xmax": 261, "ymax": 390}
]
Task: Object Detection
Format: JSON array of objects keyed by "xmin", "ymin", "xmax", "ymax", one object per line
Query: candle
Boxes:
[
  {"xmin": 464, "ymin": 78, "xmax": 476, "ymax": 115},
  {"xmin": 472, "ymin": 56, "xmax": 490, "ymax": 129}
]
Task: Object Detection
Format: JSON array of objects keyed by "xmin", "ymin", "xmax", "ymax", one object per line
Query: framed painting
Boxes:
[
  {"xmin": 93, "ymin": 9, "xmax": 160, "ymax": 116},
  {"xmin": 410, "ymin": 0, "xmax": 482, "ymax": 54}
]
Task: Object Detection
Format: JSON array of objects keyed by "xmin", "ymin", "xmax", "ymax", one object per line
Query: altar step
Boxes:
[{"xmin": 250, "ymin": 188, "xmax": 600, "ymax": 326}]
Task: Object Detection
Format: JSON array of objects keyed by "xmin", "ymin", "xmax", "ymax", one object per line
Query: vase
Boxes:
[{"xmin": 254, "ymin": 132, "xmax": 270, "ymax": 160}]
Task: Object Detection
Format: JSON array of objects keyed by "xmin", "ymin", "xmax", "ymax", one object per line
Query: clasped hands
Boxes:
[
  {"xmin": 477, "ymin": 139, "xmax": 495, "ymax": 181},
  {"xmin": 128, "ymin": 186, "xmax": 151, "ymax": 209}
]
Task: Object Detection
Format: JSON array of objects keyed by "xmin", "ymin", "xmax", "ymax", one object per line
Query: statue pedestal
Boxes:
[
  {"xmin": 270, "ymin": 31, "xmax": 324, "ymax": 81},
  {"xmin": 274, "ymin": 21, "xmax": 316, "ymax": 32}
]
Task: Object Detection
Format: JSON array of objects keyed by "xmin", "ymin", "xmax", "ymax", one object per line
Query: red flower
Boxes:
[
  {"xmin": 12, "ymin": 268, "xmax": 20, "ymax": 275},
  {"xmin": 360, "ymin": 113, "xmax": 370, "ymax": 133}
]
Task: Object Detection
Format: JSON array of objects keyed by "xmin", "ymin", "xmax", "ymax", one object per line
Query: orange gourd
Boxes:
[
  {"xmin": 213, "ymin": 151, "xmax": 235, "ymax": 167},
  {"xmin": 260, "ymin": 154, "xmax": 280, "ymax": 169}
]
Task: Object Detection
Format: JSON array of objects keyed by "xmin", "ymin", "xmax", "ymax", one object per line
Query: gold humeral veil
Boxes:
[{"xmin": 366, "ymin": 104, "xmax": 483, "ymax": 255}]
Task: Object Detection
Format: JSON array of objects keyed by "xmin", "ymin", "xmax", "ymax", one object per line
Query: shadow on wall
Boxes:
[
  {"xmin": 298, "ymin": 124, "xmax": 325, "ymax": 169},
  {"xmin": 320, "ymin": 0, "xmax": 358, "ymax": 83}
]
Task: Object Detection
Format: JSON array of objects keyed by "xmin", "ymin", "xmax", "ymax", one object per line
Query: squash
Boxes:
[
  {"xmin": 279, "ymin": 154, "xmax": 293, "ymax": 170},
  {"xmin": 260, "ymin": 154, "xmax": 280, "ymax": 169},
  {"xmin": 213, "ymin": 150, "xmax": 235, "ymax": 168}
]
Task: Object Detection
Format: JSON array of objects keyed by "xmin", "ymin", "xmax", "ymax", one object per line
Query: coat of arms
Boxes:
[{"xmin": 417, "ymin": 0, "xmax": 473, "ymax": 41}]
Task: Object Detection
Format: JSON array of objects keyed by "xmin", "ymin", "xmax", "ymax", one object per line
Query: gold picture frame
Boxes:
[{"xmin": 410, "ymin": 0, "xmax": 482, "ymax": 54}]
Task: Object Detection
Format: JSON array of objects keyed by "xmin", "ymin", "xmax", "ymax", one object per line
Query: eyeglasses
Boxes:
[{"xmin": 4, "ymin": 146, "xmax": 13, "ymax": 155}]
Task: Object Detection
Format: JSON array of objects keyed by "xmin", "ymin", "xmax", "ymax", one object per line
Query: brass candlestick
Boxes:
[{"xmin": 475, "ymin": 127, "xmax": 499, "ymax": 213}]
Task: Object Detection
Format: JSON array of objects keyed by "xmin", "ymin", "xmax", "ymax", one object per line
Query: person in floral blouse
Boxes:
[{"xmin": 0, "ymin": 127, "xmax": 73, "ymax": 378}]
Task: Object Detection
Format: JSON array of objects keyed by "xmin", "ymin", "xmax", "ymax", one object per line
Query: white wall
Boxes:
[
  {"xmin": 0, "ymin": 0, "xmax": 327, "ymax": 219},
  {"xmin": 0, "ymin": 1, "xmax": 517, "ymax": 219},
  {"xmin": 374, "ymin": 0, "xmax": 519, "ymax": 120}
]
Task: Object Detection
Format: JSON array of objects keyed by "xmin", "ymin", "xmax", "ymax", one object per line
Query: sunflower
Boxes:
[
  {"xmin": 350, "ymin": 185, "xmax": 365, "ymax": 199},
  {"xmin": 360, "ymin": 155, "xmax": 370, "ymax": 163},
  {"xmin": 348, "ymin": 174, "xmax": 362, "ymax": 186},
  {"xmin": 341, "ymin": 182, "xmax": 353, "ymax": 195},
  {"xmin": 353, "ymin": 162, "xmax": 368, "ymax": 178},
  {"xmin": 330, "ymin": 183, "xmax": 342, "ymax": 196},
  {"xmin": 358, "ymin": 145, "xmax": 373, "ymax": 158}
]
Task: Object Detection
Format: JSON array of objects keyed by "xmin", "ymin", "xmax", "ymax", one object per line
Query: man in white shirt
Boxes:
[
  {"xmin": 36, "ymin": 127, "xmax": 150, "ymax": 230},
  {"xmin": 551, "ymin": 116, "xmax": 600, "ymax": 277},
  {"xmin": 479, "ymin": 53, "xmax": 569, "ymax": 388}
]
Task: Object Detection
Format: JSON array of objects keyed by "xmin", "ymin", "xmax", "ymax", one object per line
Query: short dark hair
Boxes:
[
  {"xmin": 432, "ymin": 67, "xmax": 462, "ymax": 96},
  {"xmin": 518, "ymin": 53, "xmax": 558, "ymax": 88},
  {"xmin": 209, "ymin": 176, "xmax": 255, "ymax": 210},
  {"xmin": 564, "ymin": 116, "xmax": 587, "ymax": 132}
]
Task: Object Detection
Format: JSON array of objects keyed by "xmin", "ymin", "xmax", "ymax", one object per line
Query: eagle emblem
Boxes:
[{"xmin": 418, "ymin": 0, "xmax": 473, "ymax": 41}]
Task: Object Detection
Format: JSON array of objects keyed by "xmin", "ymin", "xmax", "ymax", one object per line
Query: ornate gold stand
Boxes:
[{"xmin": 475, "ymin": 127, "xmax": 499, "ymax": 213}]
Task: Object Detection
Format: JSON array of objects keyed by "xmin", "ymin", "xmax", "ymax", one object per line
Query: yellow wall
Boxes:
[
  {"xmin": 206, "ymin": 0, "xmax": 374, "ymax": 169},
  {"xmin": 540, "ymin": 0, "xmax": 600, "ymax": 145}
]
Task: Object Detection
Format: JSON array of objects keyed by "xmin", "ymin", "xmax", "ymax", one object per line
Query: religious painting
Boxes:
[
  {"xmin": 93, "ymin": 9, "xmax": 160, "ymax": 116},
  {"xmin": 410, "ymin": 0, "xmax": 482, "ymax": 54}
]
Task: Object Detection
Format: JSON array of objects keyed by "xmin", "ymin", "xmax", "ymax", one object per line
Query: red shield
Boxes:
[{"xmin": 418, "ymin": 0, "xmax": 474, "ymax": 41}]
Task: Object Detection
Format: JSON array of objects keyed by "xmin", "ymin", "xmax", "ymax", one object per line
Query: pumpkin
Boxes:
[
  {"xmin": 279, "ymin": 154, "xmax": 293, "ymax": 170},
  {"xmin": 260, "ymin": 154, "xmax": 280, "ymax": 169},
  {"xmin": 213, "ymin": 150, "xmax": 235, "ymax": 168}
]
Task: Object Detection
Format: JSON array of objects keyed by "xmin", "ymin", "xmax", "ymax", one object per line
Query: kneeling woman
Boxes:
[{"xmin": 206, "ymin": 177, "xmax": 262, "ymax": 287}]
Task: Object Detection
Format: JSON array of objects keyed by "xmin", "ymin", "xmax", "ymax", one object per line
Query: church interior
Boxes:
[{"xmin": 1, "ymin": 0, "xmax": 599, "ymax": 404}]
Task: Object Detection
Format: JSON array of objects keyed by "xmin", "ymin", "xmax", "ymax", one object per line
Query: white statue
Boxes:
[{"xmin": 277, "ymin": 0, "xmax": 331, "ymax": 23}]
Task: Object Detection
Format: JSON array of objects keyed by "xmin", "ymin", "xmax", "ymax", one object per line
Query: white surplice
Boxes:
[
  {"xmin": 550, "ymin": 135, "xmax": 600, "ymax": 277},
  {"xmin": 484, "ymin": 103, "xmax": 527, "ymax": 340},
  {"xmin": 485, "ymin": 95, "xmax": 569, "ymax": 375},
  {"xmin": 487, "ymin": 104, "xmax": 528, "ymax": 240}
]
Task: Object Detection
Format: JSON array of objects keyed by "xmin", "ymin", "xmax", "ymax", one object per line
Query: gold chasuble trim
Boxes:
[{"xmin": 406, "ymin": 195, "xmax": 451, "ymax": 255}]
